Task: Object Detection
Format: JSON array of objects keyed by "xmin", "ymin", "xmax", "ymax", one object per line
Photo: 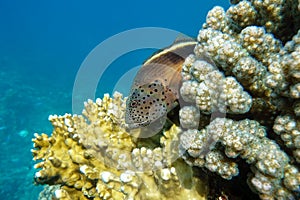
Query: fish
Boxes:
[{"xmin": 125, "ymin": 37, "xmax": 197, "ymax": 130}]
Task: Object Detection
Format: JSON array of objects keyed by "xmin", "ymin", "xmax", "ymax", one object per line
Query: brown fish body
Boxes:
[
  {"xmin": 125, "ymin": 39, "xmax": 197, "ymax": 129},
  {"xmin": 133, "ymin": 40, "xmax": 197, "ymax": 98}
]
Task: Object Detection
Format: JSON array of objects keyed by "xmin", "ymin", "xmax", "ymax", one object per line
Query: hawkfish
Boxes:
[{"xmin": 125, "ymin": 37, "xmax": 197, "ymax": 130}]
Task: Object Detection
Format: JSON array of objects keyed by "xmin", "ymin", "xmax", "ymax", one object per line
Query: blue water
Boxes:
[{"xmin": 0, "ymin": 0, "xmax": 229, "ymax": 199}]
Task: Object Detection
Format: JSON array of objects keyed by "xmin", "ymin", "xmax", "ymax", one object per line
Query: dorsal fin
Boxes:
[
  {"xmin": 143, "ymin": 35, "xmax": 196, "ymax": 65},
  {"xmin": 144, "ymin": 40, "xmax": 196, "ymax": 65},
  {"xmin": 173, "ymin": 34, "xmax": 195, "ymax": 44}
]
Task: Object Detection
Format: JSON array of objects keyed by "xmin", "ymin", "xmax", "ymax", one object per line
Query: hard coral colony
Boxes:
[{"xmin": 32, "ymin": 0, "xmax": 300, "ymax": 200}]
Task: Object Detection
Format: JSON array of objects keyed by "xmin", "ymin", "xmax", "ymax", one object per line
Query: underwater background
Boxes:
[{"xmin": 0, "ymin": 0, "xmax": 230, "ymax": 199}]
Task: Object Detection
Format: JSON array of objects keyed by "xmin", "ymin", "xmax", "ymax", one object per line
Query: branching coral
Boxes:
[
  {"xmin": 181, "ymin": 54, "xmax": 252, "ymax": 115},
  {"xmin": 180, "ymin": 118, "xmax": 299, "ymax": 198},
  {"xmin": 32, "ymin": 93, "xmax": 207, "ymax": 200},
  {"xmin": 178, "ymin": 0, "xmax": 300, "ymax": 199},
  {"xmin": 32, "ymin": 0, "xmax": 300, "ymax": 199}
]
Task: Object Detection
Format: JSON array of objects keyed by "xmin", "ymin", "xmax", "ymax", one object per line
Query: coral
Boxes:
[
  {"xmin": 181, "ymin": 54, "xmax": 252, "ymax": 115},
  {"xmin": 32, "ymin": 0, "xmax": 300, "ymax": 199},
  {"xmin": 179, "ymin": 106, "xmax": 200, "ymax": 129},
  {"xmin": 274, "ymin": 115, "xmax": 300, "ymax": 163},
  {"xmin": 178, "ymin": 0, "xmax": 300, "ymax": 199},
  {"xmin": 32, "ymin": 92, "xmax": 207, "ymax": 200},
  {"xmin": 38, "ymin": 185, "xmax": 61, "ymax": 200},
  {"xmin": 180, "ymin": 118, "xmax": 300, "ymax": 198},
  {"xmin": 229, "ymin": 0, "xmax": 300, "ymax": 42}
]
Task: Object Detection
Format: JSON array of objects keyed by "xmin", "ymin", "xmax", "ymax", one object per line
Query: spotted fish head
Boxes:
[{"xmin": 125, "ymin": 80, "xmax": 175, "ymax": 129}]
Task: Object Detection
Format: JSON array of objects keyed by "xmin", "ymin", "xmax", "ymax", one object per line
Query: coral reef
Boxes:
[
  {"xmin": 180, "ymin": 118, "xmax": 299, "ymax": 199},
  {"xmin": 178, "ymin": 0, "xmax": 300, "ymax": 199},
  {"xmin": 32, "ymin": 93, "xmax": 207, "ymax": 200},
  {"xmin": 38, "ymin": 185, "xmax": 61, "ymax": 200},
  {"xmin": 32, "ymin": 0, "xmax": 300, "ymax": 199}
]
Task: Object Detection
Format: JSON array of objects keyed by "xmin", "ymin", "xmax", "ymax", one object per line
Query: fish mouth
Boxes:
[
  {"xmin": 126, "ymin": 115, "xmax": 167, "ymax": 131},
  {"xmin": 125, "ymin": 118, "xmax": 166, "ymax": 138},
  {"xmin": 125, "ymin": 120, "xmax": 151, "ymax": 130}
]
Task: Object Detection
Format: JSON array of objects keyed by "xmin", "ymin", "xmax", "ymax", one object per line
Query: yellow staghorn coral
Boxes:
[{"xmin": 32, "ymin": 92, "xmax": 207, "ymax": 200}]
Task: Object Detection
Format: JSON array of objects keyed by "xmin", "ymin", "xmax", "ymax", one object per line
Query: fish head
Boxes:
[{"xmin": 125, "ymin": 80, "xmax": 170, "ymax": 129}]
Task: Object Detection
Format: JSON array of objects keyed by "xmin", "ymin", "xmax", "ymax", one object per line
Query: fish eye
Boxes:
[{"xmin": 130, "ymin": 100, "xmax": 138, "ymax": 107}]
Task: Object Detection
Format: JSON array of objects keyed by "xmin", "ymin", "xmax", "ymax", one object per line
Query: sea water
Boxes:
[{"xmin": 0, "ymin": 0, "xmax": 229, "ymax": 199}]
